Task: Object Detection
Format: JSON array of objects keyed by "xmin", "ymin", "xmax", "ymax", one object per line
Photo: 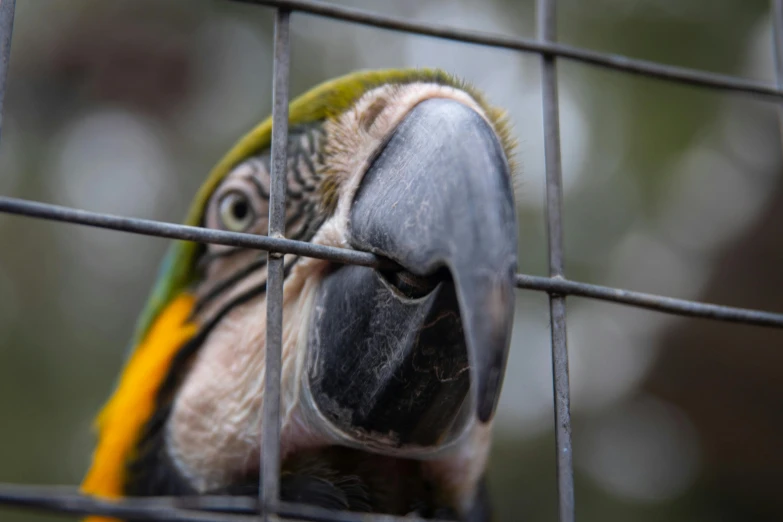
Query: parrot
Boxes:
[{"xmin": 80, "ymin": 68, "xmax": 519, "ymax": 521}]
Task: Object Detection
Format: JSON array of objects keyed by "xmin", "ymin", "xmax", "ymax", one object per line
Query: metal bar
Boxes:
[
  {"xmin": 0, "ymin": 485, "xmax": 452, "ymax": 522},
  {"xmin": 0, "ymin": 484, "xmax": 259, "ymax": 522},
  {"xmin": 774, "ymin": 1, "xmax": 783, "ymax": 83},
  {"xmin": 276, "ymin": 501, "xmax": 444, "ymax": 522},
  {"xmin": 0, "ymin": 196, "xmax": 383, "ymax": 267},
  {"xmin": 0, "ymin": 0, "xmax": 16, "ymax": 142},
  {"xmin": 515, "ymin": 274, "xmax": 783, "ymax": 328},
  {"xmin": 230, "ymin": 0, "xmax": 783, "ymax": 101},
  {"xmin": 1, "ymin": 196, "xmax": 782, "ymax": 327},
  {"xmin": 772, "ymin": 0, "xmax": 783, "ymax": 152},
  {"xmin": 537, "ymin": 0, "xmax": 575, "ymax": 521},
  {"xmin": 261, "ymin": 8, "xmax": 291, "ymax": 520}
]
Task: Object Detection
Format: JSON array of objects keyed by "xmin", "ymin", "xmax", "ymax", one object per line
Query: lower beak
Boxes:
[{"xmin": 304, "ymin": 98, "xmax": 517, "ymax": 454}]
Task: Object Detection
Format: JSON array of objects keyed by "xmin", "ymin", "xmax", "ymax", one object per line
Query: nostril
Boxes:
[{"xmin": 378, "ymin": 265, "xmax": 449, "ymax": 299}]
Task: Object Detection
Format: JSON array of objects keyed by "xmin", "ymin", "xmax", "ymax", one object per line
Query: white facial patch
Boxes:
[{"xmin": 312, "ymin": 83, "xmax": 495, "ymax": 253}]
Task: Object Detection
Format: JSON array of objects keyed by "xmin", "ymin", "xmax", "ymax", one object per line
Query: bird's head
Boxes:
[{"xmin": 82, "ymin": 69, "xmax": 518, "ymax": 513}]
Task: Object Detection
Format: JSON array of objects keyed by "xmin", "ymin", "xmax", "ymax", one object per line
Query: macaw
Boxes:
[{"xmin": 80, "ymin": 69, "xmax": 518, "ymax": 521}]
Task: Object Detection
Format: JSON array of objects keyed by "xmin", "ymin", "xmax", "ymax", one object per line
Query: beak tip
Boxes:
[
  {"xmin": 476, "ymin": 351, "xmax": 506, "ymax": 423},
  {"xmin": 472, "ymin": 272, "xmax": 516, "ymax": 424},
  {"xmin": 477, "ymin": 393, "xmax": 497, "ymax": 424}
]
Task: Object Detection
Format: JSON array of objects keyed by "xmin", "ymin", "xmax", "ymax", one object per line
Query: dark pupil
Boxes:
[{"xmin": 232, "ymin": 198, "xmax": 248, "ymax": 221}]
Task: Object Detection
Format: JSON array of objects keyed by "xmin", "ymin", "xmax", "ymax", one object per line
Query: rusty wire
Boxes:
[{"xmin": 2, "ymin": 0, "xmax": 783, "ymax": 521}]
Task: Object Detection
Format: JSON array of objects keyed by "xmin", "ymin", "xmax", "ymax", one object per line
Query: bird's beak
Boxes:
[{"xmin": 304, "ymin": 98, "xmax": 517, "ymax": 455}]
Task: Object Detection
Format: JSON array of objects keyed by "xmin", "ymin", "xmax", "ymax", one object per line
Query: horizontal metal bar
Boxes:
[
  {"xmin": 0, "ymin": 484, "xmax": 449, "ymax": 522},
  {"xmin": 516, "ymin": 274, "xmax": 783, "ymax": 327},
  {"xmin": 231, "ymin": 0, "xmax": 783, "ymax": 100},
  {"xmin": 1, "ymin": 195, "xmax": 782, "ymax": 327},
  {"xmin": 0, "ymin": 483, "xmax": 258, "ymax": 522},
  {"xmin": 0, "ymin": 195, "xmax": 384, "ymax": 268},
  {"xmin": 276, "ymin": 501, "xmax": 444, "ymax": 522}
]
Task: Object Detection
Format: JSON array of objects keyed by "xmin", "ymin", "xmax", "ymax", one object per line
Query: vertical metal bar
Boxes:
[
  {"xmin": 771, "ymin": 0, "xmax": 783, "ymax": 151},
  {"xmin": 0, "ymin": 0, "xmax": 17, "ymax": 143},
  {"xmin": 537, "ymin": 0, "xmax": 575, "ymax": 521},
  {"xmin": 260, "ymin": 8, "xmax": 291, "ymax": 521}
]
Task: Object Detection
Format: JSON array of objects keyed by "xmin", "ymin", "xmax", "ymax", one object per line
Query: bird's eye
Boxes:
[{"xmin": 218, "ymin": 190, "xmax": 255, "ymax": 232}]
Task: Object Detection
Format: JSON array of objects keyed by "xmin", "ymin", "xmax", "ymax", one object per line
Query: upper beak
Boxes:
[{"xmin": 304, "ymin": 98, "xmax": 517, "ymax": 454}]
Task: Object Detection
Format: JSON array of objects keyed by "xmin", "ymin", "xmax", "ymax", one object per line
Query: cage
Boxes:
[{"xmin": 1, "ymin": 1, "xmax": 783, "ymax": 521}]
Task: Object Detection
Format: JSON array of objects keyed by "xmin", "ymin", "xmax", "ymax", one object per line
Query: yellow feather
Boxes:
[{"xmin": 80, "ymin": 293, "xmax": 197, "ymax": 521}]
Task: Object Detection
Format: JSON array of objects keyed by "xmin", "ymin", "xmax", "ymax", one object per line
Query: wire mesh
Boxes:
[{"xmin": 2, "ymin": 0, "xmax": 783, "ymax": 521}]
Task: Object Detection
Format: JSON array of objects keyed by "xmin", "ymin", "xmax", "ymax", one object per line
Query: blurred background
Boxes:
[{"xmin": 1, "ymin": 0, "xmax": 782, "ymax": 521}]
